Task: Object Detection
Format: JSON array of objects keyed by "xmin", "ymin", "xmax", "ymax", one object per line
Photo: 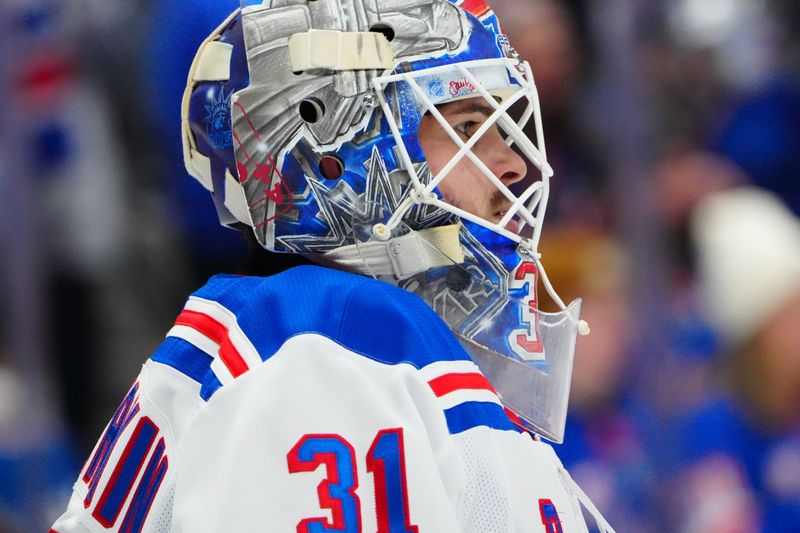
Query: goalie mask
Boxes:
[{"xmin": 182, "ymin": 0, "xmax": 586, "ymax": 442}]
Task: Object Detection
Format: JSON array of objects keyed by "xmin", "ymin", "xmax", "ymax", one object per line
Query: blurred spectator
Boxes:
[
  {"xmin": 672, "ymin": 187, "xmax": 800, "ymax": 532},
  {"xmin": 653, "ymin": 0, "xmax": 783, "ymax": 164},
  {"xmin": 654, "ymin": 150, "xmax": 746, "ymax": 234},
  {"xmin": 1, "ymin": 0, "xmax": 135, "ymax": 529},
  {"xmin": 8, "ymin": 0, "xmax": 133, "ymax": 448},
  {"xmin": 713, "ymin": 77, "xmax": 800, "ymax": 216},
  {"xmin": 661, "ymin": 0, "xmax": 800, "ymax": 216},
  {"xmin": 495, "ymin": 0, "xmax": 610, "ymax": 229},
  {"xmin": 540, "ymin": 228, "xmax": 660, "ymax": 532},
  {"xmin": 666, "ymin": 0, "xmax": 781, "ymax": 92},
  {"xmin": 0, "ymin": 362, "xmax": 79, "ymax": 532},
  {"xmin": 651, "ymin": 149, "xmax": 745, "ymax": 413}
]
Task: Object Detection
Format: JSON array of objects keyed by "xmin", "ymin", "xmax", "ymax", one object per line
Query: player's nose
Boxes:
[{"xmin": 487, "ymin": 132, "xmax": 526, "ymax": 188}]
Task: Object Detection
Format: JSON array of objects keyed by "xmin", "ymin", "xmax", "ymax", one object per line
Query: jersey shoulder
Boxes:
[
  {"xmin": 150, "ymin": 265, "xmax": 474, "ymax": 400},
  {"xmin": 193, "ymin": 264, "xmax": 467, "ymax": 365}
]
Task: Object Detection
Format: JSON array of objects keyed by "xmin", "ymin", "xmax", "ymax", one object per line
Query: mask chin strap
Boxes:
[
  {"xmin": 323, "ymin": 224, "xmax": 464, "ymax": 280},
  {"xmin": 557, "ymin": 461, "xmax": 617, "ymax": 533}
]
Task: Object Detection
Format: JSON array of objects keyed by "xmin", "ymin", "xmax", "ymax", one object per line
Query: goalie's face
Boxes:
[{"xmin": 418, "ymin": 97, "xmax": 527, "ymax": 233}]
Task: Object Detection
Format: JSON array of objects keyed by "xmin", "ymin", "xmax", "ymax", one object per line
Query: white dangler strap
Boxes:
[
  {"xmin": 530, "ymin": 251, "xmax": 591, "ymax": 335},
  {"xmin": 564, "ymin": 469, "xmax": 617, "ymax": 533}
]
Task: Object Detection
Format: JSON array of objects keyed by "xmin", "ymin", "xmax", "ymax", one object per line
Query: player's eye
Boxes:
[{"xmin": 456, "ymin": 120, "xmax": 479, "ymax": 139}]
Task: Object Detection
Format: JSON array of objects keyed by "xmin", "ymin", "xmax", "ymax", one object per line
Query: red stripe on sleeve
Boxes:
[
  {"xmin": 428, "ymin": 372, "xmax": 496, "ymax": 397},
  {"xmin": 218, "ymin": 336, "xmax": 249, "ymax": 378},
  {"xmin": 503, "ymin": 407, "xmax": 523, "ymax": 426},
  {"xmin": 174, "ymin": 309, "xmax": 249, "ymax": 378},
  {"xmin": 174, "ymin": 309, "xmax": 227, "ymax": 344},
  {"xmin": 504, "ymin": 408, "xmax": 538, "ymax": 438}
]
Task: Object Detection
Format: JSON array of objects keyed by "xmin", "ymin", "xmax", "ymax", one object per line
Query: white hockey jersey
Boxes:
[{"xmin": 52, "ymin": 265, "xmax": 611, "ymax": 532}]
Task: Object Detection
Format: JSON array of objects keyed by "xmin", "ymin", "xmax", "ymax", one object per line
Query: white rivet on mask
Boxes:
[{"xmin": 372, "ymin": 223, "xmax": 391, "ymax": 241}]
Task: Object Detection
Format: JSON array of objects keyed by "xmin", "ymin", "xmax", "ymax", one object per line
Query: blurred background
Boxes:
[{"xmin": 1, "ymin": 0, "xmax": 799, "ymax": 531}]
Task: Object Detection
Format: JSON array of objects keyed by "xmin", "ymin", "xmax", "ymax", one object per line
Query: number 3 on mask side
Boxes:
[{"xmin": 509, "ymin": 261, "xmax": 545, "ymax": 361}]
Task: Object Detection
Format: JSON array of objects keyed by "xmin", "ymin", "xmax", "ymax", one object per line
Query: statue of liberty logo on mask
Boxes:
[{"xmin": 205, "ymin": 88, "xmax": 232, "ymax": 150}]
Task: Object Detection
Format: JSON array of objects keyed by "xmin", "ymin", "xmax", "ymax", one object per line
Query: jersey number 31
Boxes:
[{"xmin": 287, "ymin": 429, "xmax": 418, "ymax": 533}]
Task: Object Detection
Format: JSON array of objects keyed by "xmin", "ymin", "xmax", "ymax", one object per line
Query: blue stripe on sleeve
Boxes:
[
  {"xmin": 150, "ymin": 337, "xmax": 213, "ymax": 384},
  {"xmin": 443, "ymin": 401, "xmax": 520, "ymax": 435},
  {"xmin": 200, "ymin": 374, "xmax": 223, "ymax": 401}
]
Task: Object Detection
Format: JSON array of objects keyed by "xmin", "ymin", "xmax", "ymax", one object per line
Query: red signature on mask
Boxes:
[{"xmin": 449, "ymin": 78, "xmax": 475, "ymax": 97}]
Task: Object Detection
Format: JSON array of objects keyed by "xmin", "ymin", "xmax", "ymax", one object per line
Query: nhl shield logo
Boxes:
[{"xmin": 427, "ymin": 78, "xmax": 446, "ymax": 98}]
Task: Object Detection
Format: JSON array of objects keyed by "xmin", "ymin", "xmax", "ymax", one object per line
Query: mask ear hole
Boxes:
[
  {"xmin": 299, "ymin": 98, "xmax": 325, "ymax": 123},
  {"xmin": 369, "ymin": 23, "xmax": 395, "ymax": 42},
  {"xmin": 319, "ymin": 154, "xmax": 344, "ymax": 180}
]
